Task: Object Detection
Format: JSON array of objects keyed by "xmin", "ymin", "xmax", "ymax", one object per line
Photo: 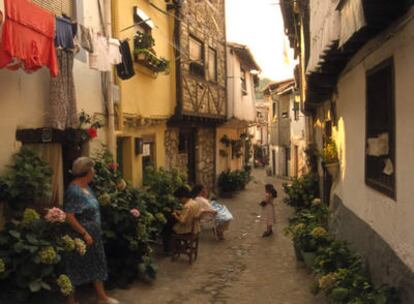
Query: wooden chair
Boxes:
[
  {"xmin": 171, "ymin": 219, "xmax": 200, "ymax": 264},
  {"xmin": 200, "ymin": 213, "xmax": 219, "ymax": 240}
]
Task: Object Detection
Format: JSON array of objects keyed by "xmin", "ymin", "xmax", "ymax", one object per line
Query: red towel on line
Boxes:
[{"xmin": 0, "ymin": 0, "xmax": 58, "ymax": 77}]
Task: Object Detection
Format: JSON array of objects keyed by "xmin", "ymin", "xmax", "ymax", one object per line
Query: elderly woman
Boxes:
[
  {"xmin": 161, "ymin": 186, "xmax": 202, "ymax": 254},
  {"xmin": 64, "ymin": 157, "xmax": 119, "ymax": 304},
  {"xmin": 192, "ymin": 184, "xmax": 232, "ymax": 240}
]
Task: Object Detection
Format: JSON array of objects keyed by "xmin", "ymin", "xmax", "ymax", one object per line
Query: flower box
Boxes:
[{"xmin": 134, "ymin": 49, "xmax": 169, "ymax": 73}]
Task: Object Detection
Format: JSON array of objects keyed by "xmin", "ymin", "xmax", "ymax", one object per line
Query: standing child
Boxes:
[{"xmin": 260, "ymin": 184, "xmax": 277, "ymax": 237}]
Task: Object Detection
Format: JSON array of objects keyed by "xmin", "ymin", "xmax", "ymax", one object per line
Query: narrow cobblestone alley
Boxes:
[{"xmin": 80, "ymin": 169, "xmax": 325, "ymax": 304}]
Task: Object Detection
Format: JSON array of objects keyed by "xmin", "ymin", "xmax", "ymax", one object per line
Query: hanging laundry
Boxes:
[
  {"xmin": 0, "ymin": 0, "xmax": 4, "ymax": 26},
  {"xmin": 89, "ymin": 32, "xmax": 111, "ymax": 71},
  {"xmin": 80, "ymin": 24, "xmax": 94, "ymax": 53},
  {"xmin": 0, "ymin": 0, "xmax": 58, "ymax": 77},
  {"xmin": 109, "ymin": 38, "xmax": 122, "ymax": 65},
  {"xmin": 55, "ymin": 16, "xmax": 75, "ymax": 50},
  {"xmin": 47, "ymin": 49, "xmax": 78, "ymax": 130},
  {"xmin": 116, "ymin": 40, "xmax": 135, "ymax": 80}
]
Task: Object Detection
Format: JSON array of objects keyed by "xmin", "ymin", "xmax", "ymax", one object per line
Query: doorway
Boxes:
[
  {"xmin": 179, "ymin": 129, "xmax": 196, "ymax": 185},
  {"xmin": 294, "ymin": 145, "xmax": 299, "ymax": 177}
]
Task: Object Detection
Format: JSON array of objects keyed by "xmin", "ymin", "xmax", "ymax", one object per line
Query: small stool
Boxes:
[{"xmin": 171, "ymin": 232, "xmax": 199, "ymax": 264}]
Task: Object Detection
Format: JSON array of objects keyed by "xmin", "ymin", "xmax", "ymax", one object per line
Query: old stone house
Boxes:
[
  {"xmin": 165, "ymin": 0, "xmax": 227, "ymax": 190},
  {"xmin": 216, "ymin": 42, "xmax": 260, "ymax": 176},
  {"xmin": 281, "ymin": 0, "xmax": 414, "ymax": 302},
  {"xmin": 265, "ymin": 79, "xmax": 307, "ymax": 178}
]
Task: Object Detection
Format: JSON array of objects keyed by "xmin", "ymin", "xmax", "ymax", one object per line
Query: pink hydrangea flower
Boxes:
[
  {"xmin": 130, "ymin": 208, "xmax": 140, "ymax": 218},
  {"xmin": 45, "ymin": 207, "xmax": 66, "ymax": 223}
]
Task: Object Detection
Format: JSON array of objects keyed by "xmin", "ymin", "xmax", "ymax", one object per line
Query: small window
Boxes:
[
  {"xmin": 365, "ymin": 58, "xmax": 395, "ymax": 199},
  {"xmin": 189, "ymin": 36, "xmax": 205, "ymax": 77},
  {"xmin": 208, "ymin": 47, "xmax": 217, "ymax": 82},
  {"xmin": 241, "ymin": 69, "xmax": 247, "ymax": 95},
  {"xmin": 272, "ymin": 102, "xmax": 277, "ymax": 118},
  {"xmin": 33, "ymin": 0, "xmax": 74, "ymax": 17}
]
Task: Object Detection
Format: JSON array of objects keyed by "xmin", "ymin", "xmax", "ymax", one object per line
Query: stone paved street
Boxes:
[{"xmin": 82, "ymin": 169, "xmax": 325, "ymax": 304}]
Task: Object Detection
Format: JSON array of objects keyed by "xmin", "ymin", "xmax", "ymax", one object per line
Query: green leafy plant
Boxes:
[
  {"xmin": 0, "ymin": 147, "xmax": 53, "ymax": 213},
  {"xmin": 321, "ymin": 139, "xmax": 339, "ymax": 164},
  {"xmin": 313, "ymin": 240, "xmax": 361, "ymax": 276},
  {"xmin": 0, "ymin": 208, "xmax": 78, "ymax": 303},
  {"xmin": 143, "ymin": 166, "xmax": 188, "ymax": 228},
  {"xmin": 91, "ymin": 151, "xmax": 158, "ymax": 288},
  {"xmin": 283, "ymin": 174, "xmax": 319, "ymax": 210},
  {"xmin": 217, "ymin": 169, "xmax": 251, "ymax": 194}
]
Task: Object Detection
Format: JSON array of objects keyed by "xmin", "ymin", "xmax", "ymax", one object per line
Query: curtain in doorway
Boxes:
[{"xmin": 26, "ymin": 143, "xmax": 64, "ymax": 207}]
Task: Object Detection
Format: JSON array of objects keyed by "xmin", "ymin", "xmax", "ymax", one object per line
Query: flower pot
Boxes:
[
  {"xmin": 293, "ymin": 242, "xmax": 304, "ymax": 261},
  {"xmin": 324, "ymin": 162, "xmax": 339, "ymax": 177},
  {"xmin": 301, "ymin": 250, "xmax": 317, "ymax": 269}
]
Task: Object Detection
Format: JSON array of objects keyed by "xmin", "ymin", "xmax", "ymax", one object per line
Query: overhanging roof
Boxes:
[{"xmin": 228, "ymin": 42, "xmax": 261, "ymax": 72}]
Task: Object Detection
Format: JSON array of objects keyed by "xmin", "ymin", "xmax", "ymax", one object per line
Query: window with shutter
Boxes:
[
  {"xmin": 365, "ymin": 58, "xmax": 396, "ymax": 199},
  {"xmin": 32, "ymin": 0, "xmax": 74, "ymax": 17},
  {"xmin": 208, "ymin": 47, "xmax": 217, "ymax": 82}
]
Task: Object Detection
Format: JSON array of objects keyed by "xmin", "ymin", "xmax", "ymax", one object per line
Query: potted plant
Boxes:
[
  {"xmin": 296, "ymin": 224, "xmax": 330, "ymax": 269},
  {"xmin": 321, "ymin": 139, "xmax": 339, "ymax": 177}
]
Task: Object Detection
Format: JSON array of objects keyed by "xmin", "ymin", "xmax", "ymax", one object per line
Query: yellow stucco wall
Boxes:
[
  {"xmin": 117, "ymin": 124, "xmax": 167, "ymax": 187},
  {"xmin": 112, "ymin": 0, "xmax": 175, "ymax": 186},
  {"xmin": 113, "ymin": 0, "xmax": 176, "ymax": 118}
]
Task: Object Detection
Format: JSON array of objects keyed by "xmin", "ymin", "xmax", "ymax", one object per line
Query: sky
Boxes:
[{"xmin": 226, "ymin": 0, "xmax": 296, "ymax": 81}]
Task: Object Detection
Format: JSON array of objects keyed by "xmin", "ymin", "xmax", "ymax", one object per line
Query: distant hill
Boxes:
[{"xmin": 255, "ymin": 77, "xmax": 272, "ymax": 99}]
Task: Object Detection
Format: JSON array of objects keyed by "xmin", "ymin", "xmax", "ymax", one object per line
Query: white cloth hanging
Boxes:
[
  {"xmin": 108, "ymin": 38, "xmax": 122, "ymax": 65},
  {"xmin": 89, "ymin": 31, "xmax": 111, "ymax": 71}
]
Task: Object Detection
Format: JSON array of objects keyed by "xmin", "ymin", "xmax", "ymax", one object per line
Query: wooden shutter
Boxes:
[{"xmin": 32, "ymin": 0, "xmax": 74, "ymax": 17}]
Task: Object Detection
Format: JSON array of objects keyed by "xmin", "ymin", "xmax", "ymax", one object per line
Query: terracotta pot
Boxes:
[{"xmin": 324, "ymin": 162, "xmax": 339, "ymax": 177}]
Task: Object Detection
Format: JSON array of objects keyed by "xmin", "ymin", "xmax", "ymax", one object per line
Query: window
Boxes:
[
  {"xmin": 208, "ymin": 47, "xmax": 217, "ymax": 82},
  {"xmin": 272, "ymin": 102, "xmax": 277, "ymax": 118},
  {"xmin": 241, "ymin": 69, "xmax": 247, "ymax": 95},
  {"xmin": 189, "ymin": 35, "xmax": 205, "ymax": 77},
  {"xmin": 365, "ymin": 58, "xmax": 395, "ymax": 199},
  {"xmin": 32, "ymin": 0, "xmax": 74, "ymax": 17}
]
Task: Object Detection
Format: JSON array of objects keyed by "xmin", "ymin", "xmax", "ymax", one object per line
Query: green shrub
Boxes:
[
  {"xmin": 91, "ymin": 152, "xmax": 157, "ymax": 288},
  {"xmin": 217, "ymin": 169, "xmax": 251, "ymax": 193},
  {"xmin": 0, "ymin": 208, "xmax": 79, "ymax": 303},
  {"xmin": 283, "ymin": 174, "xmax": 319, "ymax": 210},
  {"xmin": 143, "ymin": 166, "xmax": 188, "ymax": 230},
  {"xmin": 0, "ymin": 147, "xmax": 53, "ymax": 213}
]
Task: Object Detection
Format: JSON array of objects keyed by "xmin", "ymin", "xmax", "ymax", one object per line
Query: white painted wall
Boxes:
[
  {"xmin": 226, "ymin": 46, "xmax": 256, "ymax": 122},
  {"xmin": 0, "ymin": 1, "xmax": 108, "ymax": 172},
  {"xmin": 333, "ymin": 17, "xmax": 414, "ymax": 271},
  {"xmin": 289, "ymin": 95, "xmax": 307, "ymax": 176}
]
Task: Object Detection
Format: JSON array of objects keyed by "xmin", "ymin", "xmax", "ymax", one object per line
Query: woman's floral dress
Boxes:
[{"xmin": 63, "ymin": 184, "xmax": 108, "ymax": 286}]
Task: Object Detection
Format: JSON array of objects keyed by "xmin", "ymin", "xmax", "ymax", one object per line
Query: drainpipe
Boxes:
[{"xmin": 103, "ymin": 0, "xmax": 116, "ymax": 156}]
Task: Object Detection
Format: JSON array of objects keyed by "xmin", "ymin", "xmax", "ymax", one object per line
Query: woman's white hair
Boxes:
[{"xmin": 71, "ymin": 157, "xmax": 95, "ymax": 177}]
